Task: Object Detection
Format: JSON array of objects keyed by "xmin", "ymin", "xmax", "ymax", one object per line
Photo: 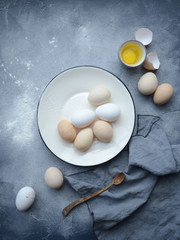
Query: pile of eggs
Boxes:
[
  {"xmin": 138, "ymin": 72, "xmax": 173, "ymax": 104},
  {"xmin": 57, "ymin": 87, "xmax": 120, "ymax": 152},
  {"xmin": 134, "ymin": 28, "xmax": 174, "ymax": 104}
]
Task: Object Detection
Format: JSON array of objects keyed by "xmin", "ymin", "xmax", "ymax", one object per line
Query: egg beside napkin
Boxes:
[
  {"xmin": 65, "ymin": 112, "xmax": 180, "ymax": 239},
  {"xmin": 138, "ymin": 72, "xmax": 174, "ymax": 105}
]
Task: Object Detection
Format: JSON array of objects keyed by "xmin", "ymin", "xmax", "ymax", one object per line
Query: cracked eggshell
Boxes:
[
  {"xmin": 135, "ymin": 28, "xmax": 153, "ymax": 46},
  {"xmin": 138, "ymin": 72, "xmax": 158, "ymax": 95},
  {"xmin": 16, "ymin": 186, "xmax": 35, "ymax": 211},
  {"xmin": 143, "ymin": 52, "xmax": 160, "ymax": 70}
]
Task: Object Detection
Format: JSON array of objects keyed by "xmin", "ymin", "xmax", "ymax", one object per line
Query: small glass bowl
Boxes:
[{"xmin": 119, "ymin": 40, "xmax": 146, "ymax": 67}]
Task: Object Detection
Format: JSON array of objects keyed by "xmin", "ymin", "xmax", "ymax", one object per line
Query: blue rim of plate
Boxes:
[{"xmin": 37, "ymin": 65, "xmax": 136, "ymax": 166}]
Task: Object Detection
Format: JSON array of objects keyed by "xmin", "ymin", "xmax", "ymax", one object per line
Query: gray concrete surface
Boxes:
[{"xmin": 0, "ymin": 0, "xmax": 180, "ymax": 239}]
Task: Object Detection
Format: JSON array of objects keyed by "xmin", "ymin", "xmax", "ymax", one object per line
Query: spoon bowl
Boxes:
[{"xmin": 113, "ymin": 172, "xmax": 125, "ymax": 185}]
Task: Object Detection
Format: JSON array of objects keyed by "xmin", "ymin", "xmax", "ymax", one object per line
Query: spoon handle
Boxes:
[{"xmin": 62, "ymin": 182, "xmax": 114, "ymax": 216}]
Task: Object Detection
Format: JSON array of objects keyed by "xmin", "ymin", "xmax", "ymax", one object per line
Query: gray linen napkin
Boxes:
[{"xmin": 65, "ymin": 113, "xmax": 180, "ymax": 237}]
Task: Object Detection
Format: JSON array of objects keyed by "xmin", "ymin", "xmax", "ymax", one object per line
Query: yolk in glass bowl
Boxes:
[
  {"xmin": 122, "ymin": 49, "xmax": 136, "ymax": 64},
  {"xmin": 120, "ymin": 43, "xmax": 143, "ymax": 66}
]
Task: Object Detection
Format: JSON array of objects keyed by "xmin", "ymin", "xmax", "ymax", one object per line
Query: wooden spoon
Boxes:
[{"xmin": 62, "ymin": 172, "xmax": 125, "ymax": 216}]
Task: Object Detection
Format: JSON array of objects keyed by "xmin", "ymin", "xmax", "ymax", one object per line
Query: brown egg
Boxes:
[
  {"xmin": 74, "ymin": 128, "xmax": 93, "ymax": 152},
  {"xmin": 93, "ymin": 120, "xmax": 113, "ymax": 143},
  {"xmin": 57, "ymin": 120, "xmax": 77, "ymax": 142},
  {"xmin": 44, "ymin": 167, "xmax": 64, "ymax": 189},
  {"xmin": 153, "ymin": 83, "xmax": 173, "ymax": 105}
]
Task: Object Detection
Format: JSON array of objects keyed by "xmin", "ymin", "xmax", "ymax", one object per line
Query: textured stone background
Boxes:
[{"xmin": 0, "ymin": 0, "xmax": 180, "ymax": 239}]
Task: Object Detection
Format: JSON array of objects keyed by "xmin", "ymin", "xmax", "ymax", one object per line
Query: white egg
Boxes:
[
  {"xmin": 16, "ymin": 186, "xmax": 35, "ymax": 211},
  {"xmin": 71, "ymin": 109, "xmax": 95, "ymax": 128},
  {"xmin": 96, "ymin": 103, "xmax": 120, "ymax": 122},
  {"xmin": 138, "ymin": 72, "xmax": 158, "ymax": 95},
  {"xmin": 88, "ymin": 86, "xmax": 111, "ymax": 106}
]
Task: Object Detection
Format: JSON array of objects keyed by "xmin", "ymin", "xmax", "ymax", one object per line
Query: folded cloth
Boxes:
[
  {"xmin": 65, "ymin": 113, "xmax": 180, "ymax": 239},
  {"xmin": 128, "ymin": 115, "xmax": 177, "ymax": 175}
]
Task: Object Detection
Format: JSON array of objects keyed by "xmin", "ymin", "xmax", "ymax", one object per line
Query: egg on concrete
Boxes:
[
  {"xmin": 16, "ymin": 186, "xmax": 35, "ymax": 211},
  {"xmin": 71, "ymin": 109, "xmax": 95, "ymax": 128},
  {"xmin": 153, "ymin": 83, "xmax": 173, "ymax": 105},
  {"xmin": 93, "ymin": 120, "xmax": 113, "ymax": 143},
  {"xmin": 57, "ymin": 120, "xmax": 77, "ymax": 142},
  {"xmin": 96, "ymin": 103, "xmax": 120, "ymax": 122},
  {"xmin": 44, "ymin": 167, "xmax": 64, "ymax": 189},
  {"xmin": 138, "ymin": 72, "xmax": 158, "ymax": 95},
  {"xmin": 88, "ymin": 86, "xmax": 111, "ymax": 106},
  {"xmin": 74, "ymin": 128, "xmax": 93, "ymax": 152}
]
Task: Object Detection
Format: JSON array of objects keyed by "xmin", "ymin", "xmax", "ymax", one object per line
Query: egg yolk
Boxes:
[
  {"xmin": 122, "ymin": 49, "xmax": 136, "ymax": 64},
  {"xmin": 120, "ymin": 43, "xmax": 143, "ymax": 65}
]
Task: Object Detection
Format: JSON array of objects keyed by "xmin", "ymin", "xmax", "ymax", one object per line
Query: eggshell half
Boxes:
[
  {"xmin": 93, "ymin": 120, "xmax": 113, "ymax": 143},
  {"xmin": 143, "ymin": 52, "xmax": 160, "ymax": 70},
  {"xmin": 153, "ymin": 83, "xmax": 173, "ymax": 105},
  {"xmin": 71, "ymin": 109, "xmax": 95, "ymax": 128},
  {"xmin": 88, "ymin": 86, "xmax": 111, "ymax": 106},
  {"xmin": 44, "ymin": 167, "xmax": 64, "ymax": 189},
  {"xmin": 96, "ymin": 103, "xmax": 120, "ymax": 122},
  {"xmin": 135, "ymin": 28, "xmax": 153, "ymax": 46},
  {"xmin": 16, "ymin": 186, "xmax": 35, "ymax": 211},
  {"xmin": 74, "ymin": 128, "xmax": 93, "ymax": 151},
  {"xmin": 138, "ymin": 72, "xmax": 158, "ymax": 95}
]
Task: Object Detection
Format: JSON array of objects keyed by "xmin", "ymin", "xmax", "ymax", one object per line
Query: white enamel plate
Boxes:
[{"xmin": 37, "ymin": 66, "xmax": 135, "ymax": 166}]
